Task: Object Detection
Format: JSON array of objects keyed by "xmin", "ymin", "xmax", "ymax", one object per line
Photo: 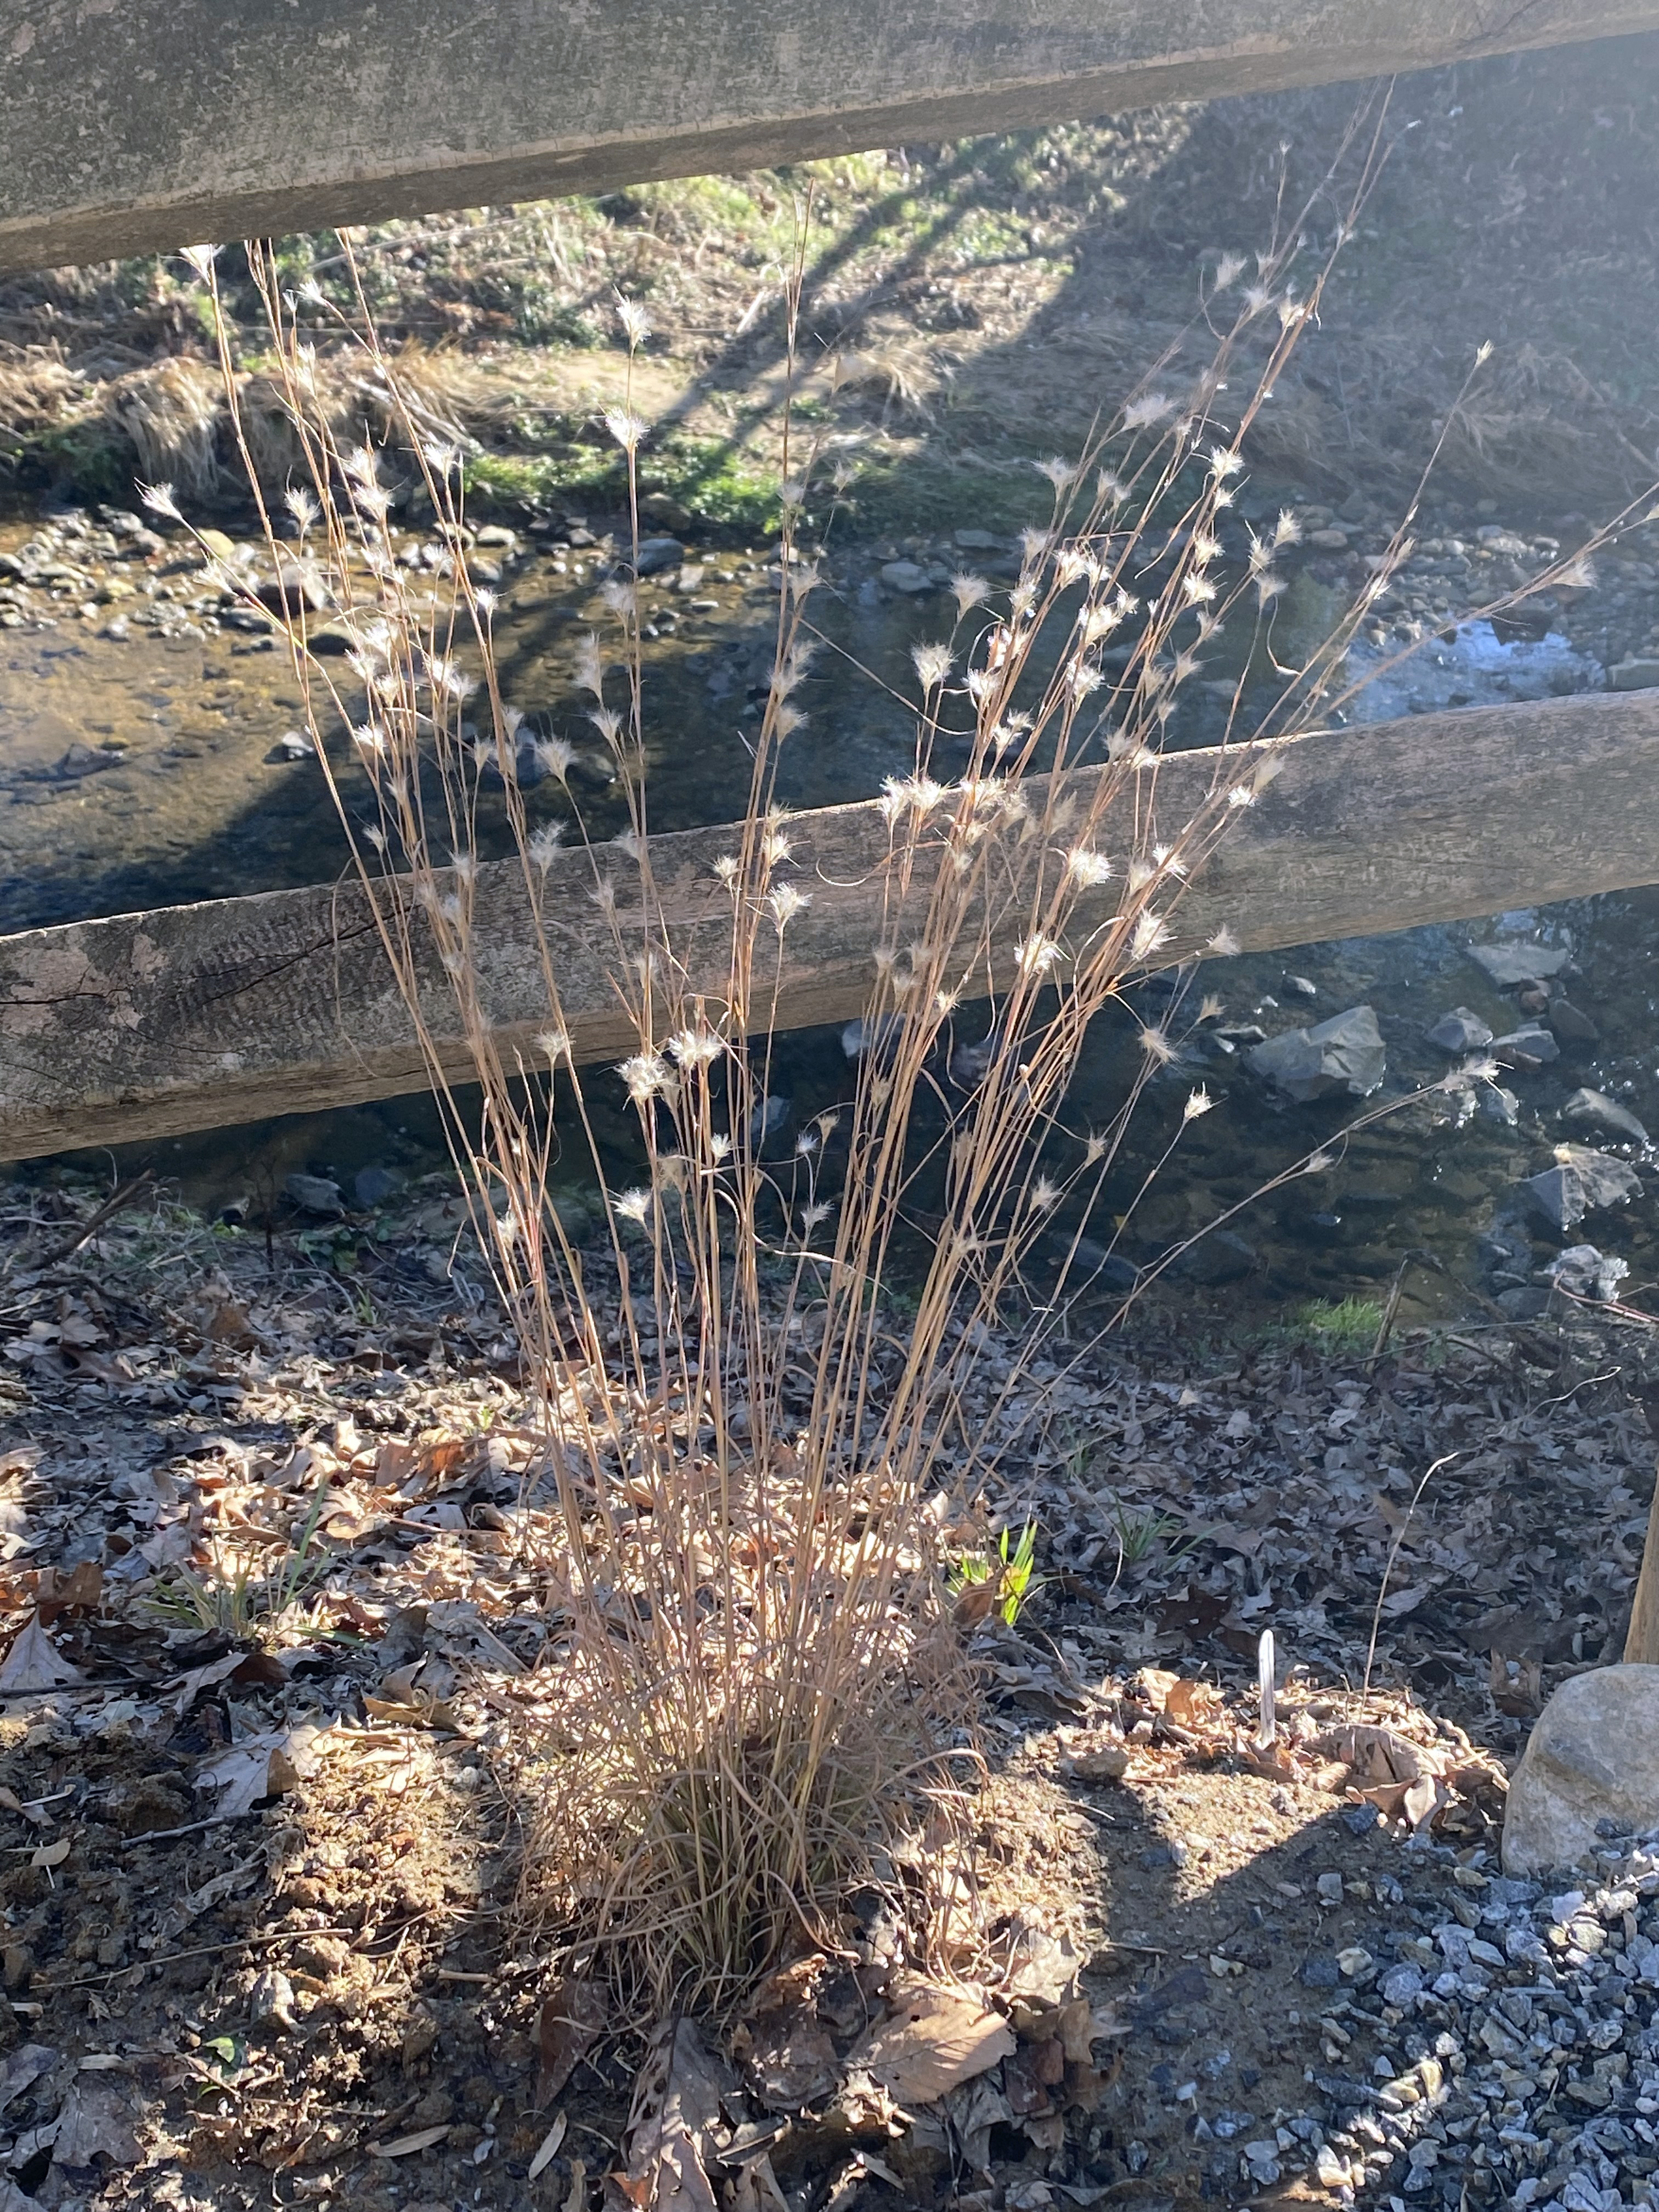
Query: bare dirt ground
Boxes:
[{"xmin": 1, "ymin": 1171, "xmax": 1656, "ymax": 2211}]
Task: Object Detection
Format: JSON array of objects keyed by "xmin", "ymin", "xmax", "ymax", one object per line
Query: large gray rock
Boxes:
[
  {"xmin": 1545, "ymin": 1244, "xmax": 1628, "ymax": 1301},
  {"xmin": 1521, "ymin": 1144, "xmax": 1641, "ymax": 1233},
  {"xmin": 632, "ymin": 536, "xmax": 686, "ymax": 576},
  {"xmin": 1503, "ymin": 1666, "xmax": 1659, "ymax": 1874},
  {"xmin": 1469, "ymin": 943, "xmax": 1571, "ymax": 988},
  {"xmin": 1246, "ymin": 1005, "xmax": 1385, "ymax": 1103},
  {"xmin": 879, "ymin": 560, "xmax": 933, "ymax": 594},
  {"xmin": 1491, "ymin": 1025, "xmax": 1560, "ymax": 1066},
  {"xmin": 1563, "ymin": 1087, "xmax": 1651, "ymax": 1148},
  {"xmin": 284, "ymin": 1171, "xmax": 343, "ymax": 1215},
  {"xmin": 1424, "ymin": 1006, "xmax": 1493, "ymax": 1056}
]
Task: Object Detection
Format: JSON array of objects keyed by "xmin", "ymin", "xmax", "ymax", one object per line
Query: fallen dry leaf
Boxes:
[
  {"xmin": 52, "ymin": 2076, "xmax": 143, "ymax": 2167},
  {"xmin": 1070, "ymin": 1740, "xmax": 1128, "ymax": 1782},
  {"xmin": 0, "ymin": 1615, "xmax": 83, "ymax": 1694},
  {"xmin": 846, "ymin": 1975, "xmax": 1016, "ymax": 2107},
  {"xmin": 619, "ymin": 2018, "xmax": 733, "ymax": 2212},
  {"xmin": 36, "ymin": 1561, "xmax": 101, "ymax": 1625},
  {"xmin": 369, "ymin": 2124, "xmax": 452, "ymax": 2158},
  {"xmin": 198, "ymin": 1722, "xmax": 327, "ymax": 1816},
  {"xmin": 999, "ymin": 1917, "xmax": 1081, "ymax": 2006},
  {"xmin": 0, "ymin": 2045, "xmax": 57, "ymax": 2119},
  {"xmin": 527, "ymin": 2112, "xmax": 568, "ymax": 2181},
  {"xmin": 1164, "ymin": 1678, "xmax": 1224, "ymax": 1727},
  {"xmin": 744, "ymin": 2006, "xmax": 837, "ymax": 2111},
  {"xmin": 534, "ymin": 1976, "xmax": 607, "ymax": 2110},
  {"xmin": 953, "ymin": 1583, "xmax": 1001, "ymax": 1631}
]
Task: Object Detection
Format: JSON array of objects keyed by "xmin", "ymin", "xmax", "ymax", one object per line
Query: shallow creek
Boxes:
[{"xmin": 3, "ymin": 502, "xmax": 1656, "ymax": 1337}]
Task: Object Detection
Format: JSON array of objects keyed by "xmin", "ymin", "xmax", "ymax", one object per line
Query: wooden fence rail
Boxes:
[
  {"xmin": 3, "ymin": 689, "xmax": 1657, "ymax": 1161},
  {"xmin": 5, "ymin": 2, "xmax": 1659, "ymax": 276}
]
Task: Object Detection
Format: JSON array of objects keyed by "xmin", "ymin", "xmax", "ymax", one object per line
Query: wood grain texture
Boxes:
[
  {"xmin": 5, "ymin": 2, "xmax": 1659, "ymax": 275},
  {"xmin": 4, "ymin": 688, "xmax": 1658, "ymax": 1161}
]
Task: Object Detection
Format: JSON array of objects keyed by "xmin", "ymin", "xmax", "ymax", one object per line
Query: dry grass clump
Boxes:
[
  {"xmin": 167, "ymin": 145, "xmax": 1409, "ymax": 2013},
  {"xmin": 0, "ymin": 326, "xmax": 511, "ymax": 506},
  {"xmin": 0, "ymin": 350, "xmax": 86, "ymax": 442},
  {"xmin": 101, "ymin": 354, "xmax": 224, "ymax": 502}
]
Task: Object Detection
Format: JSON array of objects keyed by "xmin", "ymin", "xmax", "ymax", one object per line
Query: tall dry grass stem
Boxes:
[{"xmin": 160, "ymin": 116, "xmax": 1588, "ymax": 2012}]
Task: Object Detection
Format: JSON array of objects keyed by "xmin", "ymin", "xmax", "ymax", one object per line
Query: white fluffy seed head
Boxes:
[
  {"xmin": 1065, "ymin": 847, "xmax": 1114, "ymax": 889},
  {"xmin": 1015, "ymin": 935, "xmax": 1064, "ymax": 978},
  {"xmin": 603, "ymin": 407, "xmax": 648, "ymax": 452},
  {"xmin": 912, "ymin": 641, "xmax": 953, "ymax": 692},
  {"xmin": 617, "ymin": 1053, "xmax": 671, "ymax": 1103},
  {"xmin": 668, "ymin": 1028, "xmax": 723, "ymax": 1068},
  {"xmin": 1122, "ymin": 392, "xmax": 1173, "ymax": 431},
  {"xmin": 534, "ymin": 736, "xmax": 577, "ymax": 782},
  {"xmin": 1130, "ymin": 910, "xmax": 1170, "ymax": 961},
  {"xmin": 614, "ymin": 294, "xmax": 652, "ymax": 351},
  {"xmin": 574, "ymin": 634, "xmax": 604, "ymax": 698}
]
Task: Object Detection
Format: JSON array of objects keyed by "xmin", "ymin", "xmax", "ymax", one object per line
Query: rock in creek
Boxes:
[
  {"xmin": 284, "ymin": 1172, "xmax": 345, "ymax": 1216},
  {"xmin": 1491, "ymin": 1025, "xmax": 1560, "ymax": 1067},
  {"xmin": 1424, "ymin": 1006, "xmax": 1493, "ymax": 1055},
  {"xmin": 1545, "ymin": 995, "xmax": 1600, "ymax": 1048},
  {"xmin": 1246, "ymin": 1005, "xmax": 1385, "ymax": 1103},
  {"xmin": 630, "ymin": 536, "xmax": 686, "ymax": 577},
  {"xmin": 1520, "ymin": 1144, "xmax": 1641, "ymax": 1233},
  {"xmin": 1503, "ymin": 1665, "xmax": 1659, "ymax": 1874},
  {"xmin": 1545, "ymin": 1244, "xmax": 1629, "ymax": 1301},
  {"xmin": 253, "ymin": 551, "xmax": 328, "ymax": 617},
  {"xmin": 1172, "ymin": 1229, "xmax": 1257, "ymax": 1285},
  {"xmin": 747, "ymin": 1094, "xmax": 792, "ymax": 1149},
  {"xmin": 879, "ymin": 560, "xmax": 933, "ymax": 594},
  {"xmin": 1468, "ymin": 942, "xmax": 1571, "ymax": 988},
  {"xmin": 1562, "ymin": 1086, "xmax": 1651, "ymax": 1148},
  {"xmin": 841, "ymin": 1015, "xmax": 904, "ymax": 1063},
  {"xmin": 1049, "ymin": 1235, "xmax": 1138, "ymax": 1293}
]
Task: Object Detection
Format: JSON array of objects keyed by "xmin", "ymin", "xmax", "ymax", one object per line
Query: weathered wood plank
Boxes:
[
  {"xmin": 3, "ymin": 690, "xmax": 1658, "ymax": 1161},
  {"xmin": 5, "ymin": 3, "xmax": 1659, "ymax": 276}
]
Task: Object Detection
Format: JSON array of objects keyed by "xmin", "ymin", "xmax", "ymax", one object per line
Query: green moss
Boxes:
[
  {"xmin": 2, "ymin": 416, "xmax": 134, "ymax": 503},
  {"xmin": 825, "ymin": 454, "xmax": 1053, "ymax": 540},
  {"xmin": 464, "ymin": 433, "xmax": 784, "ymax": 533},
  {"xmin": 1287, "ymin": 1296, "xmax": 1384, "ymax": 1352}
]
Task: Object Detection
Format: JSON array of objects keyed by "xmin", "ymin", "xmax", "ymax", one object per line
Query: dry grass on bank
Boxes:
[{"xmin": 157, "ymin": 128, "xmax": 1419, "ymax": 2033}]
